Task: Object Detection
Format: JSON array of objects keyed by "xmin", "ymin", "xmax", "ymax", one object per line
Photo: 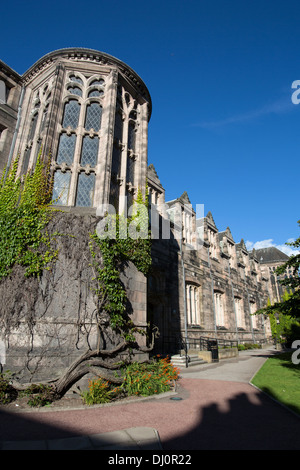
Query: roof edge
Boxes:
[{"xmin": 21, "ymin": 47, "xmax": 152, "ymax": 118}]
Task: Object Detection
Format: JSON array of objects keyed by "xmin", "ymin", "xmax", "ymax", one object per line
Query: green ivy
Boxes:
[
  {"xmin": 89, "ymin": 189, "xmax": 152, "ymax": 340},
  {"xmin": 0, "ymin": 153, "xmax": 57, "ymax": 279},
  {"xmin": 0, "ymin": 154, "xmax": 152, "ymax": 343}
]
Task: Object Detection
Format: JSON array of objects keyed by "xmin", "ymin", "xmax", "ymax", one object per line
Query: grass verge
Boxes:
[{"xmin": 251, "ymin": 352, "xmax": 300, "ymax": 416}]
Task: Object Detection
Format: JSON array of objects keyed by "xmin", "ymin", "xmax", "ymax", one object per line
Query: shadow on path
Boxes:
[{"xmin": 162, "ymin": 386, "xmax": 300, "ymax": 450}]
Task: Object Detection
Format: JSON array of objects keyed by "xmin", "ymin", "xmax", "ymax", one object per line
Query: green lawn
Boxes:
[{"xmin": 251, "ymin": 352, "xmax": 300, "ymax": 416}]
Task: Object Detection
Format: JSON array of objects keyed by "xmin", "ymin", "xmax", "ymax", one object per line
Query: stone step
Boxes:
[{"xmin": 171, "ymin": 354, "xmax": 206, "ymax": 367}]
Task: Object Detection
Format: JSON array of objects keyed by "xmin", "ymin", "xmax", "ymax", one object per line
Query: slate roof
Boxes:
[{"xmin": 254, "ymin": 247, "xmax": 289, "ymax": 264}]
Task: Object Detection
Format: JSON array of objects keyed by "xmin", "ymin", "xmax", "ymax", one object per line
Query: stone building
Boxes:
[
  {"xmin": 147, "ymin": 166, "xmax": 273, "ymax": 352},
  {"xmin": 0, "ymin": 48, "xmax": 151, "ymax": 380},
  {"xmin": 0, "ymin": 48, "xmax": 282, "ymax": 379},
  {"xmin": 255, "ymin": 247, "xmax": 291, "ymax": 304}
]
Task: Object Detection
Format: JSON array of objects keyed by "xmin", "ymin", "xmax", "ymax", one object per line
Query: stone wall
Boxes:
[{"xmin": 0, "ymin": 211, "xmax": 147, "ymax": 383}]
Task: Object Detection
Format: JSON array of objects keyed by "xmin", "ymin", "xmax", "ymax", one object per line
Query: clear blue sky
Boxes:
[{"xmin": 1, "ymin": 0, "xmax": 299, "ymax": 254}]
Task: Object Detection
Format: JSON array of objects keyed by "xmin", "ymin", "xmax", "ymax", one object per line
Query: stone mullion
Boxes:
[
  {"xmin": 29, "ymin": 102, "xmax": 44, "ymax": 168},
  {"xmin": 190, "ymin": 286, "xmax": 194, "ymax": 324},
  {"xmin": 95, "ymin": 69, "xmax": 118, "ymax": 211},
  {"xmin": 68, "ymin": 101, "xmax": 85, "ymax": 206},
  {"xmin": 44, "ymin": 64, "xmax": 65, "ymax": 162},
  {"xmin": 137, "ymin": 102, "xmax": 149, "ymax": 199},
  {"xmin": 119, "ymin": 113, "xmax": 129, "ymax": 215},
  {"xmin": 186, "ymin": 285, "xmax": 191, "ymax": 325}
]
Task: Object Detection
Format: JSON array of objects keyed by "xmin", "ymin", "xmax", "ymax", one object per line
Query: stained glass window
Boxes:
[
  {"xmin": 56, "ymin": 133, "xmax": 76, "ymax": 165},
  {"xmin": 80, "ymin": 136, "xmax": 99, "ymax": 167},
  {"xmin": 85, "ymin": 102, "xmax": 102, "ymax": 131},
  {"xmin": 62, "ymin": 99, "xmax": 80, "ymax": 129},
  {"xmin": 75, "ymin": 172, "xmax": 95, "ymax": 207},
  {"xmin": 52, "ymin": 170, "xmax": 71, "ymax": 205}
]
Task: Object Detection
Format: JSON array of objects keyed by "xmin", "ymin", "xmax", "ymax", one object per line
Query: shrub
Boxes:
[
  {"xmin": 81, "ymin": 378, "xmax": 122, "ymax": 405},
  {"xmin": 121, "ymin": 356, "xmax": 180, "ymax": 397},
  {"xmin": 0, "ymin": 371, "xmax": 17, "ymax": 404},
  {"xmin": 238, "ymin": 343, "xmax": 261, "ymax": 351},
  {"xmin": 24, "ymin": 384, "xmax": 56, "ymax": 407}
]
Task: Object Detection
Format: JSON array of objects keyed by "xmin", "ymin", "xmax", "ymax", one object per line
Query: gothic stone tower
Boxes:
[
  {"xmin": 0, "ymin": 49, "xmax": 152, "ymax": 381},
  {"xmin": 1, "ymin": 47, "xmax": 152, "ymax": 213}
]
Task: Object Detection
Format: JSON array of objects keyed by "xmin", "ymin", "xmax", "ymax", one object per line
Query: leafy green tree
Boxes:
[{"xmin": 256, "ymin": 219, "xmax": 300, "ymax": 320}]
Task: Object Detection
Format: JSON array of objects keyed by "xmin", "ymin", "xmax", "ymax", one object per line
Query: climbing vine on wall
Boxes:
[
  {"xmin": 89, "ymin": 188, "xmax": 152, "ymax": 341},
  {"xmin": 0, "ymin": 154, "xmax": 57, "ymax": 279}
]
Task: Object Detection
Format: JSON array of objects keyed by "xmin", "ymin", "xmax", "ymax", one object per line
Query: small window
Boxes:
[
  {"xmin": 214, "ymin": 292, "xmax": 225, "ymax": 327},
  {"xmin": 85, "ymin": 102, "xmax": 102, "ymax": 131},
  {"xmin": 128, "ymin": 122, "xmax": 136, "ymax": 151},
  {"xmin": 56, "ymin": 133, "xmax": 76, "ymax": 165},
  {"xmin": 28, "ymin": 112, "xmax": 39, "ymax": 141},
  {"xmin": 62, "ymin": 99, "xmax": 80, "ymax": 129},
  {"xmin": 186, "ymin": 284, "xmax": 199, "ymax": 325},
  {"xmin": 126, "ymin": 156, "xmax": 135, "ymax": 184},
  {"xmin": 80, "ymin": 136, "xmax": 99, "ymax": 167},
  {"xmin": 21, "ymin": 147, "xmax": 32, "ymax": 175},
  {"xmin": 75, "ymin": 172, "xmax": 95, "ymax": 207},
  {"xmin": 67, "ymin": 86, "xmax": 82, "ymax": 97},
  {"xmin": 90, "ymin": 79, "xmax": 105, "ymax": 86},
  {"xmin": 52, "ymin": 170, "xmax": 71, "ymax": 205},
  {"xmin": 88, "ymin": 89, "xmax": 104, "ymax": 98},
  {"xmin": 69, "ymin": 75, "xmax": 83, "ymax": 85},
  {"xmin": 235, "ymin": 297, "xmax": 245, "ymax": 328}
]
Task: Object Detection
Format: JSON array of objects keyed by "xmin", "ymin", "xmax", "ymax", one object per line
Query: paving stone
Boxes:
[
  {"xmin": 47, "ymin": 436, "xmax": 92, "ymax": 450},
  {"xmin": 89, "ymin": 430, "xmax": 135, "ymax": 448},
  {"xmin": 2, "ymin": 440, "xmax": 48, "ymax": 450}
]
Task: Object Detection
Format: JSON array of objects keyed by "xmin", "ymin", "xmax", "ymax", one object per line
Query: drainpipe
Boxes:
[{"xmin": 4, "ymin": 86, "xmax": 25, "ymax": 182}]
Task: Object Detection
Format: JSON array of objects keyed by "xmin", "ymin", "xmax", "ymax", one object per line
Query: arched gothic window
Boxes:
[
  {"xmin": 80, "ymin": 136, "xmax": 99, "ymax": 167},
  {"xmin": 75, "ymin": 172, "xmax": 95, "ymax": 207},
  {"xmin": 186, "ymin": 284, "xmax": 200, "ymax": 325},
  {"xmin": 56, "ymin": 133, "xmax": 76, "ymax": 165},
  {"xmin": 62, "ymin": 99, "xmax": 80, "ymax": 129},
  {"xmin": 85, "ymin": 102, "xmax": 102, "ymax": 131},
  {"xmin": 214, "ymin": 291, "xmax": 225, "ymax": 327},
  {"xmin": 52, "ymin": 170, "xmax": 71, "ymax": 205},
  {"xmin": 128, "ymin": 121, "xmax": 136, "ymax": 151},
  {"xmin": 53, "ymin": 73, "xmax": 104, "ymax": 208}
]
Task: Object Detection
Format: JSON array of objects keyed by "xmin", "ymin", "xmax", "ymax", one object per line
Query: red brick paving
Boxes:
[{"xmin": 1, "ymin": 377, "xmax": 299, "ymax": 449}]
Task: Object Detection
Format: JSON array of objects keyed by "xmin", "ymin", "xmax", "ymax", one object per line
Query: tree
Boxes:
[{"xmin": 256, "ymin": 219, "xmax": 300, "ymax": 319}]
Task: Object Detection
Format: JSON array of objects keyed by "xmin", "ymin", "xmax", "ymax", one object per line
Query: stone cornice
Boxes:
[
  {"xmin": 20, "ymin": 48, "xmax": 152, "ymax": 119},
  {"xmin": 0, "ymin": 60, "xmax": 22, "ymax": 83}
]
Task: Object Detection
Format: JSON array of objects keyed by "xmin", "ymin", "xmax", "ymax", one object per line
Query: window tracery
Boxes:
[
  {"xmin": 22, "ymin": 80, "xmax": 53, "ymax": 174},
  {"xmin": 53, "ymin": 72, "xmax": 105, "ymax": 207}
]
